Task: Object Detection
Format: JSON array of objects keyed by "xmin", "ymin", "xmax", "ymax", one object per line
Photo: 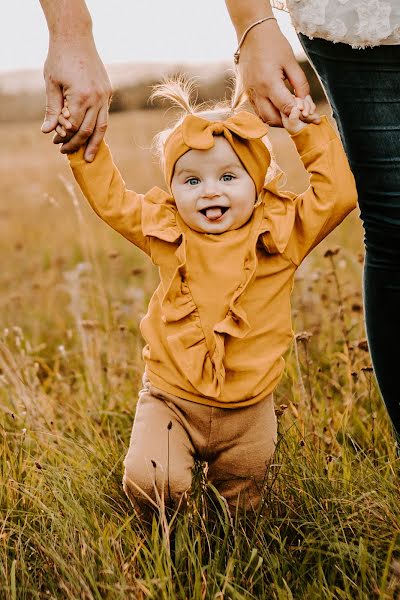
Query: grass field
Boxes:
[{"xmin": 1, "ymin": 107, "xmax": 399, "ymax": 599}]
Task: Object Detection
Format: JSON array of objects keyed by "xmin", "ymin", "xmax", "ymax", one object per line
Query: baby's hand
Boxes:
[
  {"xmin": 54, "ymin": 101, "xmax": 73, "ymax": 142},
  {"xmin": 281, "ymin": 96, "xmax": 321, "ymax": 135}
]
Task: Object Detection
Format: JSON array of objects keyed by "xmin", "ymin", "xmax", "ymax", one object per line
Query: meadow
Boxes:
[{"xmin": 0, "ymin": 106, "xmax": 399, "ymax": 599}]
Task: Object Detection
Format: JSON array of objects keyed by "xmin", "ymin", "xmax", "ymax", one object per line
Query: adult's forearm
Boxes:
[
  {"xmin": 225, "ymin": 0, "xmax": 273, "ymax": 38},
  {"xmin": 39, "ymin": 0, "xmax": 93, "ymax": 39}
]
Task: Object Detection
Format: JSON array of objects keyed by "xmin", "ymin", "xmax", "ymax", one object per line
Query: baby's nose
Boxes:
[
  {"xmin": 203, "ymin": 189, "xmax": 219, "ymax": 198},
  {"xmin": 202, "ymin": 182, "xmax": 221, "ymax": 198}
]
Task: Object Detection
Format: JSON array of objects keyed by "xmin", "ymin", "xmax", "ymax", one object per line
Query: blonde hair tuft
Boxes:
[{"xmin": 150, "ymin": 75, "xmax": 197, "ymax": 114}]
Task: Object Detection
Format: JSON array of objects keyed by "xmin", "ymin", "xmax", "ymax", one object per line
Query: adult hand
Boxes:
[
  {"xmin": 237, "ymin": 19, "xmax": 312, "ymax": 127},
  {"xmin": 41, "ymin": 36, "xmax": 112, "ymax": 161}
]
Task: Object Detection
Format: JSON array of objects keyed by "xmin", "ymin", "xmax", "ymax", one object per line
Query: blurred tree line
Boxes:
[{"xmin": 0, "ymin": 61, "xmax": 324, "ymax": 122}]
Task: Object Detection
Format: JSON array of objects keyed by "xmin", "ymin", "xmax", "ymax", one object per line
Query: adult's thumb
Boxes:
[
  {"xmin": 41, "ymin": 79, "xmax": 63, "ymax": 133},
  {"xmin": 268, "ymin": 79, "xmax": 298, "ymax": 118}
]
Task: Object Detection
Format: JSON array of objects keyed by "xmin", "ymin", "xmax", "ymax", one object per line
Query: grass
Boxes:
[{"xmin": 0, "ymin": 108, "xmax": 399, "ymax": 599}]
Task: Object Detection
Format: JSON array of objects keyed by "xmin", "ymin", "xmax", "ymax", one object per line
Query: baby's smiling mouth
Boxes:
[{"xmin": 199, "ymin": 206, "xmax": 229, "ymax": 221}]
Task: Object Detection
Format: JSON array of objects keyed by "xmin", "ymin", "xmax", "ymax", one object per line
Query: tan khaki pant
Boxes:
[{"xmin": 123, "ymin": 378, "xmax": 277, "ymax": 518}]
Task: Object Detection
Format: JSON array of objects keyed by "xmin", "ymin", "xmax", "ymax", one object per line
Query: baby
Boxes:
[{"xmin": 57, "ymin": 78, "xmax": 357, "ymax": 520}]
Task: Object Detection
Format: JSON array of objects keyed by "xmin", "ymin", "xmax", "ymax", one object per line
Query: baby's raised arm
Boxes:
[
  {"xmin": 68, "ymin": 138, "xmax": 150, "ymax": 256},
  {"xmin": 280, "ymin": 116, "xmax": 358, "ymax": 265},
  {"xmin": 58, "ymin": 99, "xmax": 150, "ymax": 254}
]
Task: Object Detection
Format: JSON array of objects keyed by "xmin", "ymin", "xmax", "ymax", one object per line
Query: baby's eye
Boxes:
[
  {"xmin": 185, "ymin": 177, "xmax": 200, "ymax": 186},
  {"xmin": 221, "ymin": 174, "xmax": 235, "ymax": 182}
]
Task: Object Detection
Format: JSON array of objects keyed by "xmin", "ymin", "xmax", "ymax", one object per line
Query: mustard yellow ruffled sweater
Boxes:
[{"xmin": 69, "ymin": 117, "xmax": 357, "ymax": 408}]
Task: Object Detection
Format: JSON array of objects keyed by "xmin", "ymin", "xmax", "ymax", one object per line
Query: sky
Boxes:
[{"xmin": 1, "ymin": 2, "xmax": 302, "ymax": 73}]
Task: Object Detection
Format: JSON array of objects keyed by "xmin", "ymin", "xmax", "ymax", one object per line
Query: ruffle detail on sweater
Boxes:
[
  {"xmin": 161, "ymin": 230, "xmax": 255, "ymax": 398},
  {"xmin": 141, "ymin": 186, "xmax": 182, "ymax": 243}
]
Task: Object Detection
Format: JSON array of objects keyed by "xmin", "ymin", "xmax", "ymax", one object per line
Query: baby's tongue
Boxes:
[{"xmin": 205, "ymin": 207, "xmax": 223, "ymax": 220}]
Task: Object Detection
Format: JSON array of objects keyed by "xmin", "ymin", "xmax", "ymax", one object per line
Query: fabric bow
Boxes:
[
  {"xmin": 164, "ymin": 110, "xmax": 271, "ymax": 194},
  {"xmin": 181, "ymin": 112, "xmax": 269, "ymax": 149}
]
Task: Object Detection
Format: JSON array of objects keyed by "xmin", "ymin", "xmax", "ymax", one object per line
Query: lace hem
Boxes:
[{"xmin": 272, "ymin": 0, "xmax": 400, "ymax": 48}]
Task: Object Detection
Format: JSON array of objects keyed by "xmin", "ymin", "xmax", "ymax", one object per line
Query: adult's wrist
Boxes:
[
  {"xmin": 235, "ymin": 15, "xmax": 276, "ymax": 41},
  {"xmin": 48, "ymin": 21, "xmax": 93, "ymax": 42},
  {"xmin": 40, "ymin": 0, "xmax": 93, "ymax": 40},
  {"xmin": 225, "ymin": 0, "xmax": 274, "ymax": 40},
  {"xmin": 48, "ymin": 31, "xmax": 97, "ymax": 51},
  {"xmin": 234, "ymin": 17, "xmax": 278, "ymax": 64}
]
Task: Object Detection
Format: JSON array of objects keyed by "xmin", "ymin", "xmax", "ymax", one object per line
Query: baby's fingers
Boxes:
[
  {"xmin": 57, "ymin": 114, "xmax": 73, "ymax": 130},
  {"xmin": 306, "ymin": 112, "xmax": 321, "ymax": 124},
  {"xmin": 55, "ymin": 124, "xmax": 67, "ymax": 138},
  {"xmin": 300, "ymin": 96, "xmax": 321, "ymax": 124},
  {"xmin": 302, "ymin": 95, "xmax": 314, "ymax": 117}
]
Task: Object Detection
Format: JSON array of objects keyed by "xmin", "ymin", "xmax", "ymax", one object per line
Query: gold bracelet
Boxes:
[{"xmin": 233, "ymin": 16, "xmax": 277, "ymax": 64}]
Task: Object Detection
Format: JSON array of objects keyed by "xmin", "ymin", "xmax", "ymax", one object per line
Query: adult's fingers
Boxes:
[
  {"xmin": 301, "ymin": 95, "xmax": 321, "ymax": 124},
  {"xmin": 83, "ymin": 104, "xmax": 109, "ymax": 161},
  {"xmin": 59, "ymin": 106, "xmax": 99, "ymax": 154},
  {"xmin": 267, "ymin": 75, "xmax": 300, "ymax": 120},
  {"xmin": 250, "ymin": 91, "xmax": 283, "ymax": 127},
  {"xmin": 243, "ymin": 64, "xmax": 299, "ymax": 125},
  {"xmin": 41, "ymin": 78, "xmax": 64, "ymax": 133},
  {"xmin": 284, "ymin": 60, "xmax": 310, "ymax": 100}
]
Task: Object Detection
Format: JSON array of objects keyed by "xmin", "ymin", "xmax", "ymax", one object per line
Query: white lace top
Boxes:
[{"xmin": 272, "ymin": 0, "xmax": 400, "ymax": 48}]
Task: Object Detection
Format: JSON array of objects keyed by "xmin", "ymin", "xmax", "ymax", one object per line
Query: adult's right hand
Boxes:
[
  {"xmin": 237, "ymin": 19, "xmax": 312, "ymax": 127},
  {"xmin": 41, "ymin": 35, "xmax": 112, "ymax": 161}
]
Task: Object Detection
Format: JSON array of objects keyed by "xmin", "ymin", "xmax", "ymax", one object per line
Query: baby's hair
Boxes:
[
  {"xmin": 150, "ymin": 75, "xmax": 198, "ymax": 116},
  {"xmin": 150, "ymin": 74, "xmax": 280, "ymax": 184}
]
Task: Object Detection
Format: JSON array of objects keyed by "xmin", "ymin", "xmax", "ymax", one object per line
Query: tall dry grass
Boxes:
[{"xmin": 0, "ymin": 108, "xmax": 399, "ymax": 599}]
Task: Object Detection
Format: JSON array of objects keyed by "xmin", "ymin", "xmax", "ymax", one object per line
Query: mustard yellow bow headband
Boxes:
[{"xmin": 164, "ymin": 110, "xmax": 271, "ymax": 194}]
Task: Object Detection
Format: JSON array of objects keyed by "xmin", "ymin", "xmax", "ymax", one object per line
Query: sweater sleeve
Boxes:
[
  {"xmin": 68, "ymin": 141, "xmax": 150, "ymax": 255},
  {"xmin": 283, "ymin": 116, "xmax": 358, "ymax": 266}
]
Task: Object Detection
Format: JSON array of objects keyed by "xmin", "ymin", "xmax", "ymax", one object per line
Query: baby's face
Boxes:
[{"xmin": 171, "ymin": 137, "xmax": 256, "ymax": 234}]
